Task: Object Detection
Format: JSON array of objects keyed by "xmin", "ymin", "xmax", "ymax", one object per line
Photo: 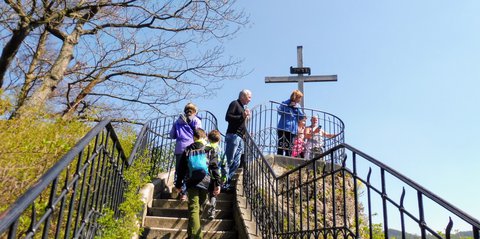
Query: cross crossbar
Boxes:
[
  {"xmin": 264, "ymin": 46, "xmax": 338, "ymax": 107},
  {"xmin": 265, "ymin": 75, "xmax": 337, "ymax": 83}
]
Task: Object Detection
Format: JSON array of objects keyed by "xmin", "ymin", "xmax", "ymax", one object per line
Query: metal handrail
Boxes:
[
  {"xmin": 0, "ymin": 110, "xmax": 221, "ymax": 238},
  {"xmin": 248, "ymin": 101, "xmax": 345, "ymax": 157},
  {"xmin": 0, "ymin": 119, "xmax": 128, "ymax": 238},
  {"xmin": 342, "ymin": 143, "xmax": 480, "ymax": 232},
  {"xmin": 242, "ymin": 131, "xmax": 480, "ymax": 238},
  {"xmin": 3, "ymin": 108, "xmax": 479, "ymax": 239},
  {"xmin": 127, "ymin": 110, "xmax": 222, "ymax": 178},
  {"xmin": 243, "ymin": 102, "xmax": 479, "ymax": 238}
]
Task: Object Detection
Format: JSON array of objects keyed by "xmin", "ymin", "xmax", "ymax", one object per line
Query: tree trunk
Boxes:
[
  {"xmin": 0, "ymin": 23, "xmax": 32, "ymax": 88},
  {"xmin": 15, "ymin": 31, "xmax": 80, "ymax": 117},
  {"xmin": 14, "ymin": 7, "xmax": 99, "ymax": 118},
  {"xmin": 10, "ymin": 29, "xmax": 49, "ymax": 119}
]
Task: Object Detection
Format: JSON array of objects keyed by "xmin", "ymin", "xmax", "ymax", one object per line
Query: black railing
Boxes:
[
  {"xmin": 0, "ymin": 119, "xmax": 128, "ymax": 239},
  {"xmin": 4, "ymin": 106, "xmax": 479, "ymax": 239},
  {"xmin": 242, "ymin": 138, "xmax": 480, "ymax": 238},
  {"xmin": 0, "ymin": 110, "xmax": 220, "ymax": 239},
  {"xmin": 247, "ymin": 101, "xmax": 345, "ymax": 159},
  {"xmin": 128, "ymin": 110, "xmax": 222, "ymax": 180}
]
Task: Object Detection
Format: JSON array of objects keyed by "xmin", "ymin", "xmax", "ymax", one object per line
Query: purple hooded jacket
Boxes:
[{"xmin": 169, "ymin": 114, "xmax": 202, "ymax": 154}]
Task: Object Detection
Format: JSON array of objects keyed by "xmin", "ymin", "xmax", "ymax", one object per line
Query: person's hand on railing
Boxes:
[
  {"xmin": 326, "ymin": 133, "xmax": 337, "ymax": 139},
  {"xmin": 244, "ymin": 108, "xmax": 251, "ymax": 119}
]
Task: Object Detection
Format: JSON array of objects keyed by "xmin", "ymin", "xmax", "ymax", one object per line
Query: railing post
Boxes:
[
  {"xmin": 313, "ymin": 159, "xmax": 318, "ymax": 239},
  {"xmin": 418, "ymin": 192, "xmax": 426, "ymax": 239},
  {"xmin": 381, "ymin": 169, "xmax": 389, "ymax": 239},
  {"xmin": 41, "ymin": 178, "xmax": 58, "ymax": 239},
  {"xmin": 352, "ymin": 151, "xmax": 359, "ymax": 238}
]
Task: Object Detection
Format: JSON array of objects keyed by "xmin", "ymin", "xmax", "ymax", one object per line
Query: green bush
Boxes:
[
  {"xmin": 115, "ymin": 123, "xmax": 138, "ymax": 157},
  {"xmin": 1, "ymin": 90, "xmax": 150, "ymax": 238},
  {"xmin": 0, "ymin": 117, "xmax": 91, "ymax": 211},
  {"xmin": 95, "ymin": 153, "xmax": 151, "ymax": 239},
  {"xmin": 0, "ymin": 90, "xmax": 12, "ymax": 115}
]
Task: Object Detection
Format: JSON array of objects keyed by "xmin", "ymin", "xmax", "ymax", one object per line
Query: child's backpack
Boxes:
[
  {"xmin": 206, "ymin": 143, "xmax": 227, "ymax": 184},
  {"xmin": 187, "ymin": 148, "xmax": 209, "ymax": 177}
]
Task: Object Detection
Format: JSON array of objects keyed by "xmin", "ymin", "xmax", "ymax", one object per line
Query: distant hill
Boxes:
[
  {"xmin": 388, "ymin": 229, "xmax": 473, "ymax": 239},
  {"xmin": 388, "ymin": 229, "xmax": 420, "ymax": 239},
  {"xmin": 455, "ymin": 231, "xmax": 474, "ymax": 238}
]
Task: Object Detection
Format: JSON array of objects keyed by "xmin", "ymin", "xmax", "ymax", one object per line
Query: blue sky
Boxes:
[{"xmin": 192, "ymin": 0, "xmax": 480, "ymax": 231}]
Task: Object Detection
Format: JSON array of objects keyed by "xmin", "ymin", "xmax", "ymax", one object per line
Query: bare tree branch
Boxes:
[{"xmin": 1, "ymin": 0, "xmax": 249, "ymax": 122}]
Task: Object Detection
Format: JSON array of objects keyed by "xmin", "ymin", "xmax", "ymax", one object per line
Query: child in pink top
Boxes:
[
  {"xmin": 292, "ymin": 117, "xmax": 306, "ymax": 158},
  {"xmin": 292, "ymin": 133, "xmax": 305, "ymax": 158}
]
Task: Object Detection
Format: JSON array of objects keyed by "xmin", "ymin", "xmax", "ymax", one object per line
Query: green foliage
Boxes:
[
  {"xmin": 0, "ymin": 102, "xmax": 149, "ymax": 239},
  {"xmin": 95, "ymin": 155, "xmax": 151, "ymax": 239},
  {"xmin": 0, "ymin": 90, "xmax": 12, "ymax": 115},
  {"xmin": 371, "ymin": 223, "xmax": 385, "ymax": 239},
  {"xmin": 149, "ymin": 146, "xmax": 175, "ymax": 176},
  {"xmin": 284, "ymin": 164, "xmax": 296, "ymax": 171},
  {"xmin": 0, "ymin": 116, "xmax": 91, "ymax": 211},
  {"xmin": 115, "ymin": 123, "xmax": 138, "ymax": 157}
]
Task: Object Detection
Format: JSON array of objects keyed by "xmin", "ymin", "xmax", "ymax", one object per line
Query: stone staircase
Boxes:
[{"xmin": 141, "ymin": 181, "xmax": 238, "ymax": 238}]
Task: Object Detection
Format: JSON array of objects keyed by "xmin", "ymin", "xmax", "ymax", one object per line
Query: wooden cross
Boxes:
[{"xmin": 265, "ymin": 46, "xmax": 337, "ymax": 107}]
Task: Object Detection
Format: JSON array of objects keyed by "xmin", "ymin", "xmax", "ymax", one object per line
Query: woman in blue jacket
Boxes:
[{"xmin": 277, "ymin": 90, "xmax": 305, "ymax": 156}]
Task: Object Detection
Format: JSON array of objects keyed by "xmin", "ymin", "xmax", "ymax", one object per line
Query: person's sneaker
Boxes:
[
  {"xmin": 201, "ymin": 201, "xmax": 211, "ymax": 219},
  {"xmin": 180, "ymin": 194, "xmax": 188, "ymax": 201},
  {"xmin": 170, "ymin": 189, "xmax": 179, "ymax": 199},
  {"xmin": 177, "ymin": 192, "xmax": 187, "ymax": 201},
  {"xmin": 208, "ymin": 208, "xmax": 217, "ymax": 220}
]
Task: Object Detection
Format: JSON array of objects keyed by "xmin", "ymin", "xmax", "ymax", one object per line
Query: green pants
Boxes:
[{"xmin": 187, "ymin": 187, "xmax": 207, "ymax": 239}]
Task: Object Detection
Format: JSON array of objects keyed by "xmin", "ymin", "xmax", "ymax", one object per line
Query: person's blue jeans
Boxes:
[{"xmin": 224, "ymin": 133, "xmax": 244, "ymax": 187}]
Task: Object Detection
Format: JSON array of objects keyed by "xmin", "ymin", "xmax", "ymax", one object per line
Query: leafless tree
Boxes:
[
  {"xmin": 0, "ymin": 0, "xmax": 89, "ymax": 88},
  {"xmin": 1, "ymin": 0, "xmax": 248, "ymax": 122}
]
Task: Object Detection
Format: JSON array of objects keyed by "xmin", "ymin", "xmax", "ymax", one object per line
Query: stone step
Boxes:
[
  {"xmin": 144, "ymin": 216, "xmax": 234, "ymax": 231},
  {"xmin": 142, "ymin": 227, "xmax": 237, "ymax": 239},
  {"xmin": 148, "ymin": 207, "xmax": 233, "ymax": 219},
  {"xmin": 152, "ymin": 199, "xmax": 233, "ymax": 210}
]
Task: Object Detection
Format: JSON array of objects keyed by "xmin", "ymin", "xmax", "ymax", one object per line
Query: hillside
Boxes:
[{"xmin": 388, "ymin": 229, "xmax": 473, "ymax": 239}]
